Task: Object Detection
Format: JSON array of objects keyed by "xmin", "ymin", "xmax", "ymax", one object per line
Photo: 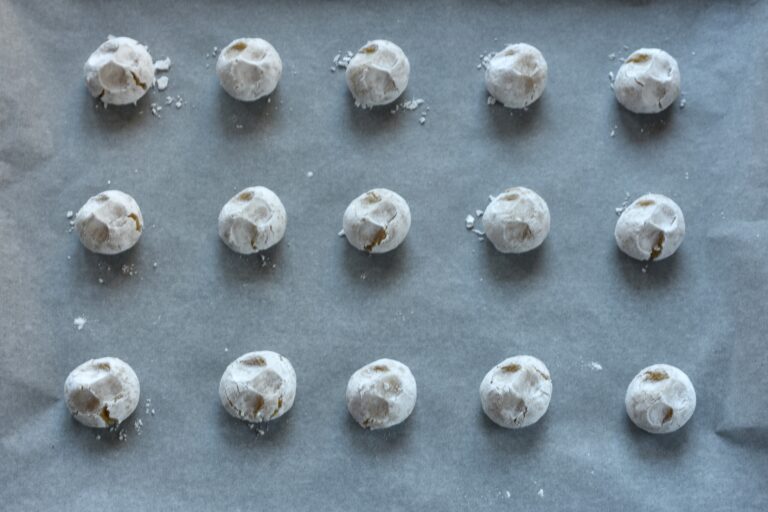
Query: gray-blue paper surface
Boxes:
[{"xmin": 1, "ymin": 0, "xmax": 766, "ymax": 510}]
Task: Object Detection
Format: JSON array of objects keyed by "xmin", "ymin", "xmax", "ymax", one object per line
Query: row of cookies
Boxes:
[
  {"xmin": 65, "ymin": 353, "xmax": 696, "ymax": 434},
  {"xmin": 72, "ymin": 187, "xmax": 685, "ymax": 261},
  {"xmin": 85, "ymin": 36, "xmax": 680, "ymax": 113}
]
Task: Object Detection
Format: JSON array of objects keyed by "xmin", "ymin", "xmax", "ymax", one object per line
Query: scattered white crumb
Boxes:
[
  {"xmin": 153, "ymin": 262, "xmax": 158, "ymax": 269},
  {"xmin": 121, "ymin": 264, "xmax": 137, "ymax": 276},
  {"xmin": 73, "ymin": 317, "xmax": 87, "ymax": 330},
  {"xmin": 487, "ymin": 95, "xmax": 496, "ymax": 106},
  {"xmin": 134, "ymin": 418, "xmax": 143, "ymax": 435},
  {"xmin": 337, "ymin": 229, "xmax": 345, "ymax": 237},
  {"xmin": 684, "ymin": 171, "xmax": 689, "ymax": 180},
  {"xmin": 175, "ymin": 99, "xmax": 183, "ymax": 109},
  {"xmin": 154, "ymin": 57, "xmax": 171, "ymax": 72},
  {"xmin": 608, "ymin": 52, "xmax": 616, "ymax": 60},
  {"xmin": 95, "ymin": 434, "xmax": 101, "ymax": 440},
  {"xmin": 402, "ymin": 98, "xmax": 424, "ymax": 111},
  {"xmin": 465, "ymin": 214, "xmax": 475, "ymax": 229},
  {"xmin": 537, "ymin": 489, "xmax": 544, "ymax": 498},
  {"xmin": 98, "ymin": 277, "xmax": 104, "ymax": 284},
  {"xmin": 419, "ymin": 116, "xmax": 426, "ymax": 125},
  {"xmin": 608, "ymin": 71, "xmax": 614, "ymax": 83},
  {"xmin": 360, "ymin": 272, "xmax": 367, "ymax": 280},
  {"xmin": 478, "ymin": 51, "xmax": 496, "ymax": 70},
  {"xmin": 118, "ymin": 429, "xmax": 127, "ymax": 442},
  {"xmin": 150, "ymin": 103, "xmax": 161, "ymax": 117},
  {"xmin": 505, "ymin": 490, "xmax": 511, "ymax": 498},
  {"xmin": 332, "ymin": 51, "xmax": 353, "ymax": 70},
  {"xmin": 156, "ymin": 76, "xmax": 169, "ymax": 91},
  {"xmin": 165, "ymin": 95, "xmax": 174, "ymax": 105},
  {"xmin": 615, "ymin": 192, "xmax": 631, "ymax": 216},
  {"xmin": 610, "ymin": 125, "xmax": 617, "ymax": 137},
  {"xmin": 589, "ymin": 361, "xmax": 603, "ymax": 371},
  {"xmin": 475, "ymin": 209, "xmax": 483, "ymax": 217},
  {"xmin": 66, "ymin": 210, "xmax": 74, "ymax": 219},
  {"xmin": 235, "ymin": 124, "xmax": 243, "ymax": 130},
  {"xmin": 680, "ymin": 98, "xmax": 687, "ymax": 109},
  {"xmin": 224, "ymin": 347, "xmax": 229, "ymax": 352},
  {"xmin": 471, "ymin": 228, "xmax": 485, "ymax": 237},
  {"xmin": 306, "ymin": 171, "xmax": 314, "ymax": 178}
]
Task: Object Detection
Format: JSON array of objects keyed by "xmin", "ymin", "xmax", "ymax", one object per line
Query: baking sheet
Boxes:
[{"xmin": 1, "ymin": 0, "xmax": 767, "ymax": 510}]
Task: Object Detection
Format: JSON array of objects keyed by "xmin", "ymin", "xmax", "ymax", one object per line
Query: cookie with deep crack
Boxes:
[
  {"xmin": 346, "ymin": 358, "xmax": 417, "ymax": 430},
  {"xmin": 480, "ymin": 355, "xmax": 552, "ymax": 429},
  {"xmin": 625, "ymin": 363, "xmax": 695, "ymax": 434},
  {"xmin": 615, "ymin": 193, "xmax": 685, "ymax": 261},
  {"xmin": 65, "ymin": 357, "xmax": 140, "ymax": 428},
  {"xmin": 75, "ymin": 190, "xmax": 143, "ymax": 255},
  {"xmin": 218, "ymin": 186, "xmax": 287, "ymax": 254},
  {"xmin": 342, "ymin": 188, "xmax": 411, "ymax": 253},
  {"xmin": 219, "ymin": 351, "xmax": 296, "ymax": 423},
  {"xmin": 84, "ymin": 36, "xmax": 155, "ymax": 105}
]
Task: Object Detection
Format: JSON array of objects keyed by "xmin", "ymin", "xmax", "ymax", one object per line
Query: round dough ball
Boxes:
[
  {"xmin": 346, "ymin": 40, "xmax": 410, "ymax": 108},
  {"xmin": 485, "ymin": 43, "xmax": 548, "ymax": 109},
  {"xmin": 218, "ymin": 186, "xmax": 287, "ymax": 254},
  {"xmin": 216, "ymin": 38, "xmax": 283, "ymax": 102},
  {"xmin": 615, "ymin": 193, "xmax": 685, "ymax": 261},
  {"xmin": 219, "ymin": 351, "xmax": 296, "ymax": 423},
  {"xmin": 613, "ymin": 48, "xmax": 680, "ymax": 114},
  {"xmin": 75, "ymin": 190, "xmax": 143, "ymax": 255},
  {"xmin": 346, "ymin": 358, "xmax": 417, "ymax": 430},
  {"xmin": 483, "ymin": 187, "xmax": 550, "ymax": 254},
  {"xmin": 625, "ymin": 364, "xmax": 696, "ymax": 434},
  {"xmin": 84, "ymin": 36, "xmax": 155, "ymax": 105},
  {"xmin": 480, "ymin": 355, "xmax": 552, "ymax": 429},
  {"xmin": 342, "ymin": 188, "xmax": 411, "ymax": 253},
  {"xmin": 64, "ymin": 357, "xmax": 140, "ymax": 428}
]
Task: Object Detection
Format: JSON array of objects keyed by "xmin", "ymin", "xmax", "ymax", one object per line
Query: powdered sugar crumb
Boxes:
[
  {"xmin": 154, "ymin": 57, "xmax": 171, "ymax": 72},
  {"xmin": 402, "ymin": 98, "xmax": 424, "ymax": 110},
  {"xmin": 615, "ymin": 192, "xmax": 630, "ymax": 216},
  {"xmin": 478, "ymin": 51, "xmax": 496, "ymax": 70},
  {"xmin": 73, "ymin": 317, "xmax": 87, "ymax": 330}
]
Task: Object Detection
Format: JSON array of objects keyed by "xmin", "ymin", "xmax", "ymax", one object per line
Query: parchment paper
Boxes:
[{"xmin": 1, "ymin": 1, "xmax": 766, "ymax": 510}]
